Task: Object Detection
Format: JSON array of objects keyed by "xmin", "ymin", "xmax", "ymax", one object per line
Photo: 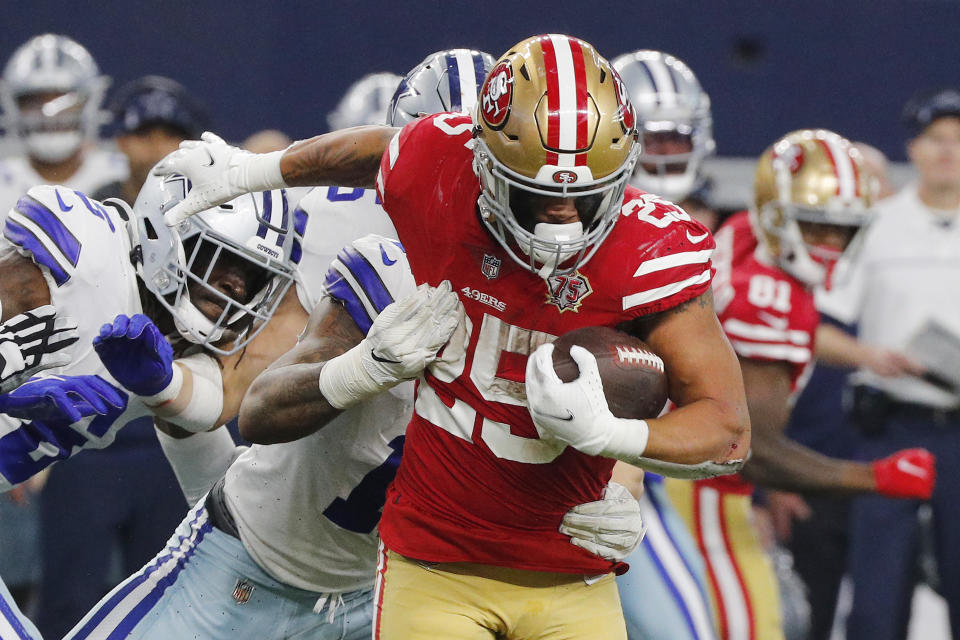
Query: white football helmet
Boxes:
[
  {"xmin": 131, "ymin": 172, "xmax": 298, "ymax": 355},
  {"xmin": 327, "ymin": 72, "xmax": 403, "ymax": 131},
  {"xmin": 387, "ymin": 49, "xmax": 496, "ymax": 126},
  {"xmin": 0, "ymin": 34, "xmax": 109, "ymax": 162},
  {"xmin": 611, "ymin": 50, "xmax": 715, "ymax": 202}
]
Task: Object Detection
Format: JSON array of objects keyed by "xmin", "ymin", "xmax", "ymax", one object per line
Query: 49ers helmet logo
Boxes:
[
  {"xmin": 480, "ymin": 61, "xmax": 513, "ymax": 129},
  {"xmin": 774, "ymin": 143, "xmax": 805, "ymax": 174},
  {"xmin": 610, "ymin": 68, "xmax": 636, "ymax": 134},
  {"xmin": 552, "ymin": 170, "xmax": 578, "ymax": 184}
]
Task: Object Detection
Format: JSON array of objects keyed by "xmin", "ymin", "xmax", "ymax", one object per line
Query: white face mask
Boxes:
[
  {"xmin": 24, "ymin": 131, "xmax": 83, "ymax": 163},
  {"xmin": 516, "ymin": 220, "xmax": 585, "ymax": 273}
]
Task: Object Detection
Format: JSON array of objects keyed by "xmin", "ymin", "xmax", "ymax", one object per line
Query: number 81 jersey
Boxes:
[{"xmin": 376, "ymin": 113, "xmax": 717, "ymax": 575}]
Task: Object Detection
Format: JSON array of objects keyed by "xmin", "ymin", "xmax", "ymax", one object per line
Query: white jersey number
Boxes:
[{"xmin": 416, "ymin": 313, "xmax": 565, "ymax": 464}]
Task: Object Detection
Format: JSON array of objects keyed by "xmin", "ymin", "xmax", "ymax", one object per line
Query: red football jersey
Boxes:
[
  {"xmin": 375, "ymin": 113, "xmax": 715, "ymax": 574},
  {"xmin": 699, "ymin": 211, "xmax": 819, "ymax": 494}
]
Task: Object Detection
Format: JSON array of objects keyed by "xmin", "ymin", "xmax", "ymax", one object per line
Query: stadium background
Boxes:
[{"xmin": 4, "ymin": 2, "xmax": 960, "ymax": 638}]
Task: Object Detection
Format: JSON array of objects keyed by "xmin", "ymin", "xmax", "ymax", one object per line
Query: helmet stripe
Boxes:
[
  {"xmin": 542, "ymin": 34, "xmax": 589, "ymax": 168},
  {"xmin": 637, "ymin": 60, "xmax": 661, "ymax": 106},
  {"xmin": 444, "ymin": 53, "xmax": 462, "ymax": 111},
  {"xmin": 817, "ymin": 136, "xmax": 856, "ymax": 199},
  {"xmin": 256, "ymin": 191, "xmax": 272, "ymax": 239},
  {"xmin": 453, "ymin": 49, "xmax": 479, "ymax": 113},
  {"xmin": 646, "ymin": 58, "xmax": 678, "ymax": 109},
  {"xmin": 472, "ymin": 52, "xmax": 489, "ymax": 94},
  {"xmin": 275, "ymin": 191, "xmax": 289, "ymax": 248},
  {"xmin": 568, "ymin": 38, "xmax": 589, "ymax": 166}
]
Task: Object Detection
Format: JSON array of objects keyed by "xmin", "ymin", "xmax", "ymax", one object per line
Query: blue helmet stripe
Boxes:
[
  {"xmin": 445, "ymin": 52, "xmax": 462, "ymax": 111},
  {"xmin": 473, "ymin": 52, "xmax": 489, "ymax": 90},
  {"xmin": 275, "ymin": 190, "xmax": 289, "ymax": 248},
  {"xmin": 638, "ymin": 60, "xmax": 660, "ymax": 106},
  {"xmin": 256, "ymin": 191, "xmax": 271, "ymax": 239}
]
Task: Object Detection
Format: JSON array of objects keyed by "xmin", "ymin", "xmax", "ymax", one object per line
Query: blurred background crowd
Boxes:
[{"xmin": 3, "ymin": 2, "xmax": 960, "ymax": 639}]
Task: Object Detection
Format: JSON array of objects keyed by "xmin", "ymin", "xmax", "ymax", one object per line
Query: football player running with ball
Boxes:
[{"xmin": 155, "ymin": 34, "xmax": 750, "ymax": 640}]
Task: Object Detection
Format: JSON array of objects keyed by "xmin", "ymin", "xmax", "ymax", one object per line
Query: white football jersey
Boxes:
[
  {"xmin": 293, "ymin": 186, "xmax": 397, "ymax": 310},
  {"xmin": 0, "ymin": 185, "xmax": 150, "ymax": 491},
  {"xmin": 0, "ymin": 147, "xmax": 128, "ymax": 223},
  {"xmin": 224, "ymin": 234, "xmax": 417, "ymax": 593}
]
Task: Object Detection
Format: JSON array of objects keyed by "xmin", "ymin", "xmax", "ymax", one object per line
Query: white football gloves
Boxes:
[
  {"xmin": 0, "ymin": 305, "xmax": 79, "ymax": 394},
  {"xmin": 526, "ymin": 342, "xmax": 745, "ymax": 479},
  {"xmin": 525, "ymin": 343, "xmax": 650, "ymax": 458},
  {"xmin": 152, "ymin": 132, "xmax": 287, "ymax": 226},
  {"xmin": 561, "ymin": 481, "xmax": 645, "ymax": 562},
  {"xmin": 319, "ymin": 281, "xmax": 463, "ymax": 409}
]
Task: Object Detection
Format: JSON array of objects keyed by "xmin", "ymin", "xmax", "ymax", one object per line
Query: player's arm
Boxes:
[
  {"xmin": 0, "ymin": 243, "xmax": 51, "ymax": 319},
  {"xmin": 736, "ymin": 357, "xmax": 872, "ymax": 491},
  {"xmin": 815, "ymin": 323, "xmax": 924, "ymax": 377},
  {"xmin": 737, "ymin": 356, "xmax": 935, "ymax": 498},
  {"xmin": 237, "ymin": 298, "xmax": 364, "ymax": 443},
  {"xmin": 526, "ymin": 290, "xmax": 750, "ymax": 479},
  {"xmin": 153, "ymin": 127, "xmax": 398, "ymax": 225},
  {"xmin": 627, "ymin": 290, "xmax": 750, "ymax": 466},
  {"xmin": 240, "ymin": 280, "xmax": 460, "ymax": 444}
]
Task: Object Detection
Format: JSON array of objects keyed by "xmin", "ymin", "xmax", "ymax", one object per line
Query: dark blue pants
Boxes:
[
  {"xmin": 846, "ymin": 410, "xmax": 960, "ymax": 640},
  {"xmin": 34, "ymin": 439, "xmax": 188, "ymax": 640}
]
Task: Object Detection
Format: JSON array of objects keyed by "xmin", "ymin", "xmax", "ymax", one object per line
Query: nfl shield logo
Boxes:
[
  {"xmin": 481, "ymin": 254, "xmax": 501, "ymax": 280},
  {"xmin": 232, "ymin": 578, "xmax": 254, "ymax": 605}
]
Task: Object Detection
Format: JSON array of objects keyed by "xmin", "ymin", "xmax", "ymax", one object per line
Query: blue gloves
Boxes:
[
  {"xmin": 93, "ymin": 314, "xmax": 174, "ymax": 396},
  {"xmin": 0, "ymin": 374, "xmax": 126, "ymax": 423},
  {"xmin": 0, "ymin": 375, "xmax": 128, "ymax": 486}
]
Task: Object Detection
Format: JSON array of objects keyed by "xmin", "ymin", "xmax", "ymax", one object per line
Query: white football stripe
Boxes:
[
  {"xmin": 549, "ymin": 34, "xmax": 578, "ymax": 153},
  {"xmin": 622, "ymin": 269, "xmax": 711, "ymax": 310},
  {"xmin": 633, "ymin": 249, "xmax": 713, "ymax": 278},
  {"xmin": 822, "ymin": 134, "xmax": 856, "ymax": 199},
  {"xmin": 729, "ymin": 339, "xmax": 811, "ymax": 363},
  {"xmin": 698, "ymin": 486, "xmax": 751, "ymax": 640},
  {"xmin": 454, "ymin": 50, "xmax": 478, "ymax": 113},
  {"xmin": 723, "ymin": 318, "xmax": 810, "ymax": 346}
]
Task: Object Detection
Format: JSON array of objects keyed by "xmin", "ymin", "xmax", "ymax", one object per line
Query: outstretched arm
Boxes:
[
  {"xmin": 238, "ymin": 298, "xmax": 363, "ymax": 443},
  {"xmin": 154, "ymin": 127, "xmax": 398, "ymax": 225},
  {"xmin": 738, "ymin": 357, "xmax": 935, "ymax": 498}
]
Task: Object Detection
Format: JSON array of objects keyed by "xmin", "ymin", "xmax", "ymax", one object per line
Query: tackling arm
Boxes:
[
  {"xmin": 237, "ymin": 298, "xmax": 363, "ymax": 444},
  {"xmin": 735, "ymin": 357, "xmax": 874, "ymax": 492},
  {"xmin": 0, "ymin": 245, "xmax": 51, "ymax": 319}
]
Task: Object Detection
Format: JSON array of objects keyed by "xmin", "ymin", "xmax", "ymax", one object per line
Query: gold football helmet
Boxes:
[
  {"xmin": 472, "ymin": 34, "xmax": 640, "ymax": 276},
  {"xmin": 753, "ymin": 129, "xmax": 874, "ymax": 286}
]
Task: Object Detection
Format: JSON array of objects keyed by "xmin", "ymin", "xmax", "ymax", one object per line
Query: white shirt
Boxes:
[
  {"xmin": 818, "ymin": 183, "xmax": 960, "ymax": 408},
  {"xmin": 0, "ymin": 147, "xmax": 128, "ymax": 223},
  {"xmin": 225, "ymin": 195, "xmax": 416, "ymax": 593}
]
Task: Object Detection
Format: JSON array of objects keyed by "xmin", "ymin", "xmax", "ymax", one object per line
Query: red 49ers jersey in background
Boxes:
[
  {"xmin": 700, "ymin": 211, "xmax": 819, "ymax": 495},
  {"xmin": 375, "ymin": 113, "xmax": 715, "ymax": 575}
]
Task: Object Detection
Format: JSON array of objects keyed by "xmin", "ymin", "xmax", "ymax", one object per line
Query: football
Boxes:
[{"xmin": 550, "ymin": 326, "xmax": 668, "ymax": 420}]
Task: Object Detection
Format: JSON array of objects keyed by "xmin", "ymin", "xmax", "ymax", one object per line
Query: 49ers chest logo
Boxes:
[
  {"xmin": 480, "ymin": 61, "xmax": 513, "ymax": 129},
  {"xmin": 546, "ymin": 271, "xmax": 593, "ymax": 312}
]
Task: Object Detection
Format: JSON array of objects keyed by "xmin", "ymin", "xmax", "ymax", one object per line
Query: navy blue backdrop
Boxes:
[{"xmin": 7, "ymin": 0, "xmax": 960, "ymax": 160}]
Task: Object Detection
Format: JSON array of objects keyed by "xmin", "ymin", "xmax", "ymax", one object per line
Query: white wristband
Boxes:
[
  {"xmin": 243, "ymin": 150, "xmax": 288, "ymax": 191},
  {"xmin": 143, "ymin": 364, "xmax": 184, "ymax": 406},
  {"xmin": 146, "ymin": 353, "xmax": 224, "ymax": 433},
  {"xmin": 600, "ymin": 418, "xmax": 650, "ymax": 461},
  {"xmin": 317, "ymin": 340, "xmax": 385, "ymax": 410}
]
